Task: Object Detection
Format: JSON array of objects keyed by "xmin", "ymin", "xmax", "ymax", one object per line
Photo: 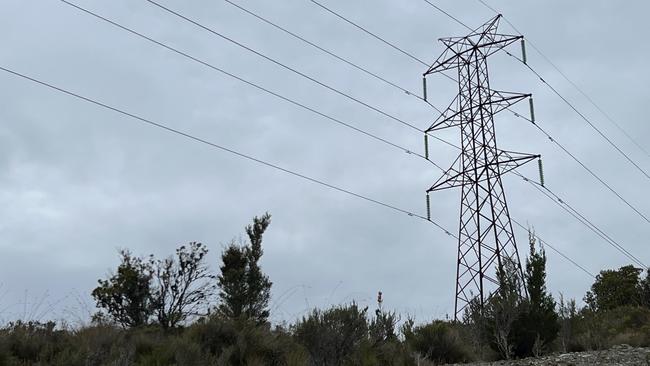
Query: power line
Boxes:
[
  {"xmin": 429, "ymin": 127, "xmax": 645, "ymax": 268},
  {"xmin": 513, "ymin": 172, "xmax": 646, "ymax": 268},
  {"xmin": 510, "ymin": 219, "xmax": 595, "ymax": 278},
  {"xmin": 308, "ymin": 0, "xmax": 429, "ymax": 67},
  {"xmin": 145, "ymin": 0, "xmax": 428, "ymax": 135},
  {"xmin": 308, "ymin": 1, "xmax": 459, "ymax": 87},
  {"xmin": 516, "ymin": 58, "xmax": 650, "ymax": 183},
  {"xmin": 1, "ymin": 63, "xmax": 597, "ymax": 279},
  {"xmin": 0, "ymin": 64, "xmax": 456, "ymax": 238},
  {"xmin": 510, "ymin": 110, "xmax": 650, "ymax": 226},
  {"xmin": 448, "ymin": 70, "xmax": 650, "ymax": 230},
  {"xmin": 434, "ymin": 96, "xmax": 646, "ymax": 267},
  {"xmin": 53, "ymin": 0, "xmax": 596, "ymax": 277},
  {"xmin": 57, "ymin": 0, "xmax": 426, "ymax": 160},
  {"xmin": 421, "ymin": 0, "xmax": 472, "ymax": 32},
  {"xmin": 415, "ymin": 63, "xmax": 646, "ymax": 266},
  {"xmin": 59, "ymin": 0, "xmax": 459, "ymax": 163},
  {"xmin": 476, "ymin": 0, "xmax": 650, "ymax": 159},
  {"xmin": 223, "ymin": 0, "xmax": 441, "ymax": 112}
]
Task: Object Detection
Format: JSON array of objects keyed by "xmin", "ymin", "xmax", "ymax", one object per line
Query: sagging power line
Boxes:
[
  {"xmin": 514, "ymin": 171, "xmax": 646, "ymax": 268},
  {"xmin": 511, "ymin": 110, "xmax": 650, "ymax": 225},
  {"xmin": 144, "ymin": 0, "xmax": 428, "ymax": 135},
  {"xmin": 0, "ymin": 64, "xmax": 453, "ymax": 237},
  {"xmin": 0, "ymin": 62, "xmax": 594, "ymax": 284},
  {"xmin": 309, "ymin": 0, "xmax": 429, "ymax": 67},
  {"xmin": 57, "ymin": 0, "xmax": 429, "ymax": 160},
  {"xmin": 223, "ymin": 0, "xmax": 440, "ymax": 112}
]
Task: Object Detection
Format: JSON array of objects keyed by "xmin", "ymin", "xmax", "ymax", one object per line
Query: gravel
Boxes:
[{"xmin": 447, "ymin": 344, "xmax": 650, "ymax": 366}]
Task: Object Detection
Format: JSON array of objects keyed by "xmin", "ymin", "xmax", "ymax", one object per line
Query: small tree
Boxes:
[
  {"xmin": 243, "ymin": 213, "xmax": 272, "ymax": 323},
  {"xmin": 462, "ymin": 295, "xmax": 490, "ymax": 361},
  {"xmin": 91, "ymin": 249, "xmax": 154, "ymax": 328},
  {"xmin": 217, "ymin": 213, "xmax": 273, "ymax": 323},
  {"xmin": 484, "ymin": 258, "xmax": 521, "ymax": 359},
  {"xmin": 216, "ymin": 242, "xmax": 248, "ymax": 319},
  {"xmin": 152, "ymin": 242, "xmax": 216, "ymax": 329},
  {"xmin": 640, "ymin": 269, "xmax": 650, "ymax": 308},
  {"xmin": 511, "ymin": 231, "xmax": 558, "ymax": 357},
  {"xmin": 557, "ymin": 293, "xmax": 578, "ymax": 352},
  {"xmin": 585, "ymin": 265, "xmax": 643, "ymax": 311}
]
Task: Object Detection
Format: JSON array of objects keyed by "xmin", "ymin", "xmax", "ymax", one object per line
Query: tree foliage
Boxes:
[
  {"xmin": 152, "ymin": 242, "xmax": 216, "ymax": 329},
  {"xmin": 586, "ymin": 265, "xmax": 643, "ymax": 311},
  {"xmin": 243, "ymin": 213, "xmax": 273, "ymax": 322},
  {"xmin": 93, "ymin": 243, "xmax": 215, "ymax": 330},
  {"xmin": 511, "ymin": 232, "xmax": 559, "ymax": 357},
  {"xmin": 216, "ymin": 243, "xmax": 248, "ymax": 319},
  {"xmin": 471, "ymin": 232, "xmax": 559, "ymax": 358},
  {"xmin": 640, "ymin": 269, "xmax": 650, "ymax": 308},
  {"xmin": 483, "ymin": 257, "xmax": 522, "ymax": 359},
  {"xmin": 91, "ymin": 250, "xmax": 154, "ymax": 328},
  {"xmin": 557, "ymin": 293, "xmax": 578, "ymax": 352},
  {"xmin": 217, "ymin": 213, "xmax": 273, "ymax": 323},
  {"xmin": 30, "ymin": 214, "xmax": 650, "ymax": 364}
]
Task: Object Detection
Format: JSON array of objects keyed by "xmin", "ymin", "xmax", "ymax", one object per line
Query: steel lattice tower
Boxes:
[{"xmin": 423, "ymin": 15, "xmax": 539, "ymax": 320}]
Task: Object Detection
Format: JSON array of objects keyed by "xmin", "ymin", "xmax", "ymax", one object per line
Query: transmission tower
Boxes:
[{"xmin": 423, "ymin": 15, "xmax": 539, "ymax": 320}]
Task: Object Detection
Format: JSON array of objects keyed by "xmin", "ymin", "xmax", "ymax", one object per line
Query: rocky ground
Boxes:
[{"xmin": 449, "ymin": 344, "xmax": 650, "ymax": 365}]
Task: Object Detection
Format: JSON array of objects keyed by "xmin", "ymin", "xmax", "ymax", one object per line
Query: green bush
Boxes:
[
  {"xmin": 293, "ymin": 303, "xmax": 369, "ymax": 365},
  {"xmin": 1, "ymin": 321, "xmax": 71, "ymax": 364},
  {"xmin": 189, "ymin": 316, "xmax": 306, "ymax": 365},
  {"xmin": 406, "ymin": 320, "xmax": 471, "ymax": 364},
  {"xmin": 572, "ymin": 306, "xmax": 650, "ymax": 350}
]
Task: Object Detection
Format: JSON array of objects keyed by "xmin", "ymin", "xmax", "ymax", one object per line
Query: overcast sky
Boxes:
[{"xmin": 1, "ymin": 0, "xmax": 649, "ymax": 325}]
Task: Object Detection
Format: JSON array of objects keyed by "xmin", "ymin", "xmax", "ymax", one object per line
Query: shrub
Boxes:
[
  {"xmin": 2, "ymin": 321, "xmax": 70, "ymax": 364},
  {"xmin": 571, "ymin": 306, "xmax": 650, "ymax": 350},
  {"xmin": 189, "ymin": 315, "xmax": 305, "ymax": 365},
  {"xmin": 92, "ymin": 250, "xmax": 155, "ymax": 328},
  {"xmin": 293, "ymin": 303, "xmax": 370, "ymax": 365},
  {"xmin": 406, "ymin": 320, "xmax": 471, "ymax": 364}
]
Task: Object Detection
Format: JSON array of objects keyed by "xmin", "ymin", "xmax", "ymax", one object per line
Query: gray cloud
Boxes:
[{"xmin": 1, "ymin": 0, "xmax": 649, "ymax": 324}]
